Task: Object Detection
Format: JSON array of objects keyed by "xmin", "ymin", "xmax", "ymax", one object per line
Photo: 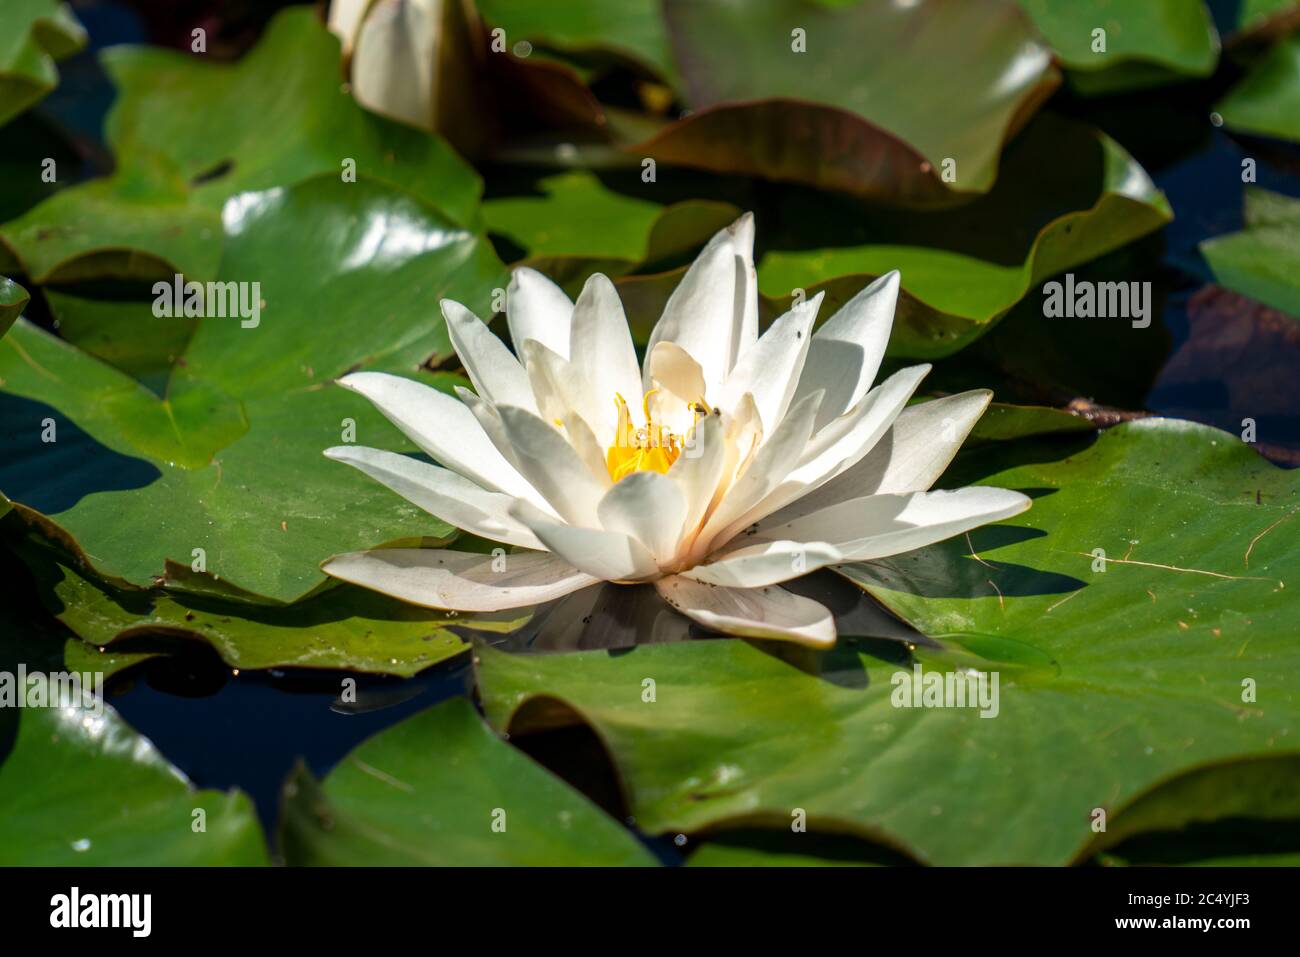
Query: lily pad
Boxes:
[
  {"xmin": 1200, "ymin": 188, "xmax": 1300, "ymax": 317},
  {"xmin": 12, "ymin": 528, "xmax": 526, "ymax": 678},
  {"xmin": 0, "ymin": 1, "xmax": 86, "ymax": 128},
  {"xmin": 475, "ymin": 0, "xmax": 678, "ymax": 87},
  {"xmin": 0, "ymin": 7, "xmax": 481, "ymax": 283},
  {"xmin": 477, "ymin": 420, "xmax": 1300, "ymax": 865},
  {"xmin": 1215, "ymin": 34, "xmax": 1300, "ymax": 145},
  {"xmin": 279, "ymin": 696, "xmax": 657, "ymax": 865},
  {"xmin": 755, "ymin": 114, "xmax": 1171, "ymax": 358},
  {"xmin": 0, "ymin": 583, "xmax": 267, "ymax": 865},
  {"xmin": 637, "ymin": 0, "xmax": 1058, "ymax": 205},
  {"xmin": 0, "ymin": 276, "xmax": 27, "ymax": 340},
  {"xmin": 0, "ymin": 175, "xmax": 505, "ymax": 602},
  {"xmin": 483, "ymin": 169, "xmax": 739, "ymax": 289},
  {"xmin": 1016, "ymin": 0, "xmax": 1219, "ymax": 96}
]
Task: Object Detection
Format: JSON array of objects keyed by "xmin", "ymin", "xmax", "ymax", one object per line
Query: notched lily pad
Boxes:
[
  {"xmin": 279, "ymin": 696, "xmax": 657, "ymax": 865},
  {"xmin": 476, "ymin": 421, "xmax": 1299, "ymax": 865},
  {"xmin": 0, "ymin": 7, "xmax": 482, "ymax": 283},
  {"xmin": 0, "ymin": 1, "xmax": 87, "ymax": 128},
  {"xmin": 636, "ymin": 0, "xmax": 1059, "ymax": 205},
  {"xmin": 0, "ymin": 175, "xmax": 505, "ymax": 602}
]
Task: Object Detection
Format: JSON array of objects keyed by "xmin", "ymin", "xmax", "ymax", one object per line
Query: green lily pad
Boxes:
[
  {"xmin": 1234, "ymin": 0, "xmax": 1300, "ymax": 41},
  {"xmin": 967, "ymin": 402, "xmax": 1095, "ymax": 444},
  {"xmin": 1016, "ymin": 0, "xmax": 1219, "ymax": 96},
  {"xmin": 477, "ymin": 420, "xmax": 1300, "ymax": 865},
  {"xmin": 638, "ymin": 0, "xmax": 1059, "ymax": 205},
  {"xmin": 0, "ymin": 1, "xmax": 86, "ymax": 128},
  {"xmin": 0, "ymin": 681, "xmax": 268, "ymax": 864},
  {"xmin": 12, "ymin": 527, "xmax": 526, "ymax": 677},
  {"xmin": 475, "ymin": 0, "xmax": 678, "ymax": 87},
  {"xmin": 1215, "ymin": 34, "xmax": 1300, "ymax": 145},
  {"xmin": 1201, "ymin": 188, "xmax": 1300, "ymax": 318},
  {"xmin": 483, "ymin": 169, "xmax": 739, "ymax": 289},
  {"xmin": 1076, "ymin": 754, "xmax": 1300, "ymax": 860},
  {"xmin": 280, "ymin": 696, "xmax": 657, "ymax": 865},
  {"xmin": 0, "ymin": 175, "xmax": 505, "ymax": 602},
  {"xmin": 0, "ymin": 276, "xmax": 27, "ymax": 340},
  {"xmin": 0, "ymin": 7, "xmax": 481, "ymax": 283},
  {"xmin": 62, "ymin": 636, "xmax": 161, "ymax": 681},
  {"xmin": 755, "ymin": 114, "xmax": 1171, "ymax": 358},
  {"xmin": 0, "ymin": 584, "xmax": 267, "ymax": 865}
]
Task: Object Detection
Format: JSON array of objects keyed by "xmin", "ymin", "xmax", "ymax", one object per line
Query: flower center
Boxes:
[{"xmin": 605, "ymin": 390, "xmax": 703, "ymax": 482}]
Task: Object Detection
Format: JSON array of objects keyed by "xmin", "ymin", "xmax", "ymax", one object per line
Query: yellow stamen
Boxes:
[{"xmin": 605, "ymin": 391, "xmax": 699, "ymax": 481}]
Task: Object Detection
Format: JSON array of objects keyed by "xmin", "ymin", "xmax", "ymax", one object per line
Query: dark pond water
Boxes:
[{"xmin": 9, "ymin": 0, "xmax": 1300, "ymax": 847}]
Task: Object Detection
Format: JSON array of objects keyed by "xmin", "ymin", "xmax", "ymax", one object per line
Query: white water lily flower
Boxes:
[{"xmin": 322, "ymin": 215, "xmax": 1030, "ymax": 648}]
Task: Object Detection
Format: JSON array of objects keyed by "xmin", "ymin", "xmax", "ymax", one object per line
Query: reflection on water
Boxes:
[{"xmin": 482, "ymin": 570, "xmax": 933, "ymax": 654}]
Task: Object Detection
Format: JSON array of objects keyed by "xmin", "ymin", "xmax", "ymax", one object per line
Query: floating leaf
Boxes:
[
  {"xmin": 13, "ymin": 529, "xmax": 524, "ymax": 678},
  {"xmin": 636, "ymin": 0, "xmax": 1058, "ymax": 205},
  {"xmin": 0, "ymin": 7, "xmax": 481, "ymax": 283},
  {"xmin": 0, "ymin": 276, "xmax": 27, "ymax": 340},
  {"xmin": 0, "ymin": 1, "xmax": 86, "ymax": 128},
  {"xmin": 1216, "ymin": 34, "xmax": 1300, "ymax": 145},
  {"xmin": 755, "ymin": 115, "xmax": 1171, "ymax": 358},
  {"xmin": 1016, "ymin": 0, "xmax": 1219, "ymax": 95},
  {"xmin": 478, "ymin": 421, "xmax": 1300, "ymax": 865},
  {"xmin": 476, "ymin": 0, "xmax": 679, "ymax": 87},
  {"xmin": 280, "ymin": 696, "xmax": 657, "ymax": 865},
  {"xmin": 0, "ymin": 176, "xmax": 505, "ymax": 602},
  {"xmin": 483, "ymin": 169, "xmax": 739, "ymax": 288},
  {"xmin": 0, "ymin": 585, "xmax": 267, "ymax": 865},
  {"xmin": 1200, "ymin": 188, "xmax": 1300, "ymax": 317}
]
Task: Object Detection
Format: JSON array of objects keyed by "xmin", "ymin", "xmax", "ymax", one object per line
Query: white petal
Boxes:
[
  {"xmin": 596, "ymin": 471, "xmax": 688, "ymax": 565},
  {"xmin": 497, "ymin": 406, "xmax": 611, "ymax": 526},
  {"xmin": 511, "ymin": 502, "xmax": 659, "ymax": 581},
  {"xmin": 683, "ymin": 540, "xmax": 844, "ymax": 588},
  {"xmin": 328, "ymin": 0, "xmax": 372, "ymax": 53},
  {"xmin": 336, "ymin": 372, "xmax": 537, "ymax": 503},
  {"xmin": 692, "ymin": 389, "xmax": 823, "ymax": 559},
  {"xmin": 718, "ymin": 291, "xmax": 821, "ymax": 433},
  {"xmin": 441, "ymin": 299, "xmax": 537, "ymax": 413},
  {"xmin": 791, "ymin": 271, "xmax": 900, "ymax": 431},
  {"xmin": 324, "ymin": 445, "xmax": 543, "ymax": 549},
  {"xmin": 643, "ymin": 218, "xmax": 746, "ymax": 399},
  {"xmin": 569, "ymin": 272, "xmax": 644, "ymax": 429},
  {"xmin": 654, "ymin": 576, "xmax": 836, "ymax": 648},
  {"xmin": 562, "ymin": 410, "xmax": 615, "ymax": 486},
  {"xmin": 521, "ymin": 339, "xmax": 607, "ymax": 445},
  {"xmin": 667, "ymin": 410, "xmax": 726, "ymax": 539},
  {"xmin": 718, "ymin": 364, "xmax": 931, "ymax": 542},
  {"xmin": 754, "ymin": 487, "xmax": 1032, "ymax": 562},
  {"xmin": 507, "ymin": 267, "xmax": 573, "ymax": 359},
  {"xmin": 349, "ymin": 0, "xmax": 436, "ymax": 130},
  {"xmin": 766, "ymin": 390, "xmax": 992, "ymax": 526},
  {"xmin": 322, "ymin": 548, "xmax": 596, "ymax": 611},
  {"xmin": 729, "ymin": 212, "xmax": 759, "ymax": 368}
]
